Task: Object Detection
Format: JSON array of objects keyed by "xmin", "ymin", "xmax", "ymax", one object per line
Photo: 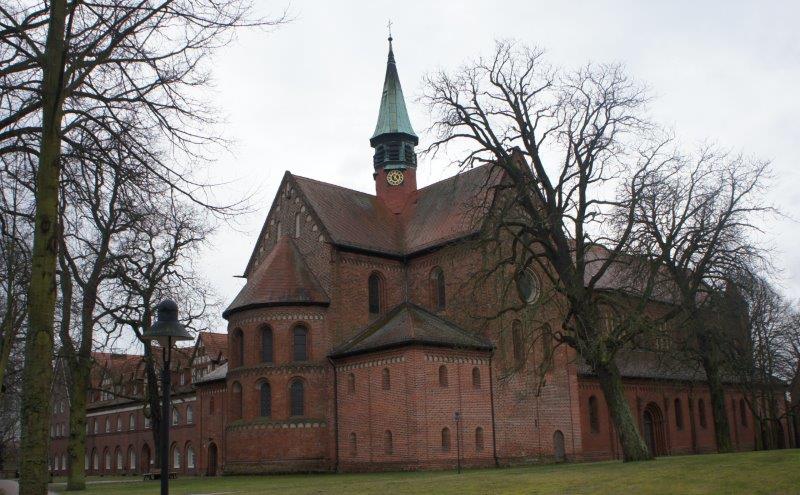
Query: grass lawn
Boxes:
[{"xmin": 49, "ymin": 449, "xmax": 800, "ymax": 495}]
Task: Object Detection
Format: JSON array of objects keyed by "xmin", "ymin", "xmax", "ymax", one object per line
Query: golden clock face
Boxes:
[{"xmin": 386, "ymin": 170, "xmax": 405, "ymax": 186}]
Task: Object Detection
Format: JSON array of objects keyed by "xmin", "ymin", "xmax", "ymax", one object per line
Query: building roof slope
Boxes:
[
  {"xmin": 330, "ymin": 302, "xmax": 493, "ymax": 358},
  {"xmin": 197, "ymin": 331, "xmax": 228, "ymax": 361},
  {"xmin": 224, "ymin": 236, "xmax": 329, "ymax": 318}
]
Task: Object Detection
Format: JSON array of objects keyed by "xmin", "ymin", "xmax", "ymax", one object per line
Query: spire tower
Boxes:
[{"xmin": 371, "ymin": 35, "xmax": 418, "ymax": 212}]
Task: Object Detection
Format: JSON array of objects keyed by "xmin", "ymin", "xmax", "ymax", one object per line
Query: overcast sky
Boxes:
[{"xmin": 195, "ymin": 0, "xmax": 800, "ymax": 331}]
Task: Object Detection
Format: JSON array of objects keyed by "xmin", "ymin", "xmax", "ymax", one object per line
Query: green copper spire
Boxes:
[
  {"xmin": 370, "ymin": 36, "xmax": 418, "ymax": 145},
  {"xmin": 370, "ymin": 36, "xmax": 418, "ymax": 171}
]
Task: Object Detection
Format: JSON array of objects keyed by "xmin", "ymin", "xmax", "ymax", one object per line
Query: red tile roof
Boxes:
[
  {"xmin": 197, "ymin": 331, "xmax": 228, "ymax": 362},
  {"xmin": 292, "ymin": 164, "xmax": 500, "ymax": 257},
  {"xmin": 330, "ymin": 302, "xmax": 493, "ymax": 358},
  {"xmin": 224, "ymin": 236, "xmax": 330, "ymax": 318}
]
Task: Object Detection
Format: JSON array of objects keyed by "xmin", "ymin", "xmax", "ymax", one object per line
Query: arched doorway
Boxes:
[
  {"xmin": 207, "ymin": 442, "xmax": 218, "ymax": 476},
  {"xmin": 643, "ymin": 402, "xmax": 666, "ymax": 456},
  {"xmin": 140, "ymin": 444, "xmax": 151, "ymax": 473},
  {"xmin": 553, "ymin": 430, "xmax": 566, "ymax": 462}
]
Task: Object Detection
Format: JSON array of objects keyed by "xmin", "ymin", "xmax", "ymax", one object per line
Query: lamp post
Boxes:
[
  {"xmin": 454, "ymin": 411, "xmax": 462, "ymax": 474},
  {"xmin": 144, "ymin": 299, "xmax": 192, "ymax": 495}
]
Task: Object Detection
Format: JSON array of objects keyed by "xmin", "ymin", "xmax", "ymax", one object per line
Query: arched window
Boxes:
[
  {"xmin": 116, "ymin": 415, "xmax": 122, "ymax": 431},
  {"xmin": 261, "ymin": 326, "xmax": 274, "ymax": 364},
  {"xmin": 232, "ymin": 328, "xmax": 244, "ymax": 368},
  {"xmin": 290, "ymin": 380, "xmax": 304, "ymax": 417},
  {"xmin": 128, "ymin": 446, "xmax": 136, "ymax": 470},
  {"xmin": 349, "ymin": 432, "xmax": 357, "ymax": 457},
  {"xmin": 472, "ymin": 367, "xmax": 481, "ymax": 388},
  {"xmin": 475, "ymin": 427, "xmax": 485, "ymax": 451},
  {"xmin": 438, "ymin": 365, "xmax": 448, "ymax": 387},
  {"xmin": 698, "ymin": 399, "xmax": 707, "ymax": 428},
  {"xmin": 105, "ymin": 418, "xmax": 110, "ymax": 432},
  {"xmin": 512, "ymin": 320, "xmax": 524, "ymax": 366},
  {"xmin": 674, "ymin": 398, "xmax": 684, "ymax": 430},
  {"xmin": 231, "ymin": 381, "xmax": 243, "ymax": 420},
  {"xmin": 384, "ymin": 430, "xmax": 393, "ymax": 455},
  {"xmin": 186, "ymin": 405, "xmax": 194, "ymax": 424},
  {"xmin": 441, "ymin": 427, "xmax": 451, "ymax": 451},
  {"xmin": 187, "ymin": 445, "xmax": 196, "ymax": 469},
  {"xmin": 430, "ymin": 267, "xmax": 446, "ymax": 311},
  {"xmin": 368, "ymin": 272, "xmax": 384, "ymax": 315},
  {"xmin": 129, "ymin": 413, "xmax": 135, "ymax": 430},
  {"xmin": 116, "ymin": 448, "xmax": 123, "ymax": 470},
  {"xmin": 293, "ymin": 325, "xmax": 308, "ymax": 361},
  {"xmin": 382, "ymin": 368, "xmax": 391, "ymax": 390},
  {"xmin": 172, "ymin": 407, "xmax": 180, "ymax": 426},
  {"xmin": 104, "ymin": 449, "xmax": 111, "ymax": 470},
  {"xmin": 347, "ymin": 373, "xmax": 355, "ymax": 394},
  {"xmin": 92, "ymin": 449, "xmax": 99, "ymax": 471},
  {"xmin": 740, "ymin": 399, "xmax": 748, "ymax": 427},
  {"xmin": 589, "ymin": 396, "xmax": 600, "ymax": 434},
  {"xmin": 259, "ymin": 381, "xmax": 271, "ymax": 417},
  {"xmin": 276, "ymin": 221, "xmax": 282, "ymax": 238},
  {"xmin": 61, "ymin": 453, "xmax": 67, "ymax": 472},
  {"xmin": 172, "ymin": 444, "xmax": 181, "ymax": 469},
  {"xmin": 294, "ymin": 212, "xmax": 302, "ymax": 238}
]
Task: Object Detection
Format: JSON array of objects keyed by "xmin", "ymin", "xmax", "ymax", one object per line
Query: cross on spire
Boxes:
[{"xmin": 387, "ymin": 19, "xmax": 393, "ymax": 41}]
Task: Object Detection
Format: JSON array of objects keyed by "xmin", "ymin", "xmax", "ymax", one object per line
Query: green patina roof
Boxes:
[{"xmin": 371, "ymin": 39, "xmax": 417, "ymax": 141}]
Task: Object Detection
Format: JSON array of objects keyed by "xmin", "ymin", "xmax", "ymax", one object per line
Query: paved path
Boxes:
[{"xmin": 0, "ymin": 479, "xmax": 57, "ymax": 495}]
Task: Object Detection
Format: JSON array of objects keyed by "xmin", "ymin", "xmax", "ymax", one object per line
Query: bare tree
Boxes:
[
  {"xmin": 726, "ymin": 272, "xmax": 798, "ymax": 450},
  {"xmin": 422, "ymin": 41, "xmax": 676, "ymax": 461},
  {"xmin": 629, "ymin": 148, "xmax": 772, "ymax": 452},
  {"xmin": 1, "ymin": 1, "xmax": 285, "ymax": 491},
  {"xmin": 98, "ymin": 199, "xmax": 216, "ymax": 465}
]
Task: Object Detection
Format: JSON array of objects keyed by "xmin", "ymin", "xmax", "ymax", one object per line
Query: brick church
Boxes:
[{"xmin": 48, "ymin": 39, "xmax": 795, "ymax": 477}]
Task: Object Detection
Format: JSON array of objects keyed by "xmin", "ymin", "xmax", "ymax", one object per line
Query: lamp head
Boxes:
[{"xmin": 146, "ymin": 299, "xmax": 192, "ymax": 348}]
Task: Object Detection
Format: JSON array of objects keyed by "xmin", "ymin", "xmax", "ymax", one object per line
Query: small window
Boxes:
[
  {"xmin": 128, "ymin": 447, "xmax": 136, "ymax": 470},
  {"xmin": 475, "ymin": 427, "xmax": 485, "ymax": 451},
  {"xmin": 512, "ymin": 320, "xmax": 524, "ymax": 366},
  {"xmin": 129, "ymin": 413, "xmax": 135, "ymax": 431},
  {"xmin": 104, "ymin": 449, "xmax": 111, "ymax": 470},
  {"xmin": 698, "ymin": 399, "xmax": 707, "ymax": 429},
  {"xmin": 172, "ymin": 408, "xmax": 180, "ymax": 426},
  {"xmin": 438, "ymin": 365, "xmax": 448, "ymax": 387},
  {"xmin": 116, "ymin": 449, "xmax": 123, "ymax": 470},
  {"xmin": 187, "ymin": 446, "xmax": 196, "ymax": 469},
  {"xmin": 740, "ymin": 399, "xmax": 748, "ymax": 427},
  {"xmin": 349, "ymin": 432, "xmax": 357, "ymax": 457},
  {"xmin": 105, "ymin": 418, "xmax": 110, "ymax": 432},
  {"xmin": 347, "ymin": 373, "xmax": 356, "ymax": 394},
  {"xmin": 117, "ymin": 416, "xmax": 122, "ymax": 431},
  {"xmin": 172, "ymin": 445, "xmax": 181, "ymax": 469},
  {"xmin": 293, "ymin": 326, "xmax": 308, "ymax": 361},
  {"xmin": 92, "ymin": 450, "xmax": 98, "ymax": 470},
  {"xmin": 261, "ymin": 326, "xmax": 274, "ymax": 364},
  {"xmin": 231, "ymin": 382, "xmax": 243, "ymax": 420},
  {"xmin": 430, "ymin": 267, "xmax": 446, "ymax": 311},
  {"xmin": 674, "ymin": 398, "xmax": 684, "ymax": 430},
  {"xmin": 368, "ymin": 273, "xmax": 384, "ymax": 315},
  {"xmin": 589, "ymin": 396, "xmax": 600, "ymax": 434},
  {"xmin": 260, "ymin": 381, "xmax": 272, "ymax": 417},
  {"xmin": 294, "ymin": 212, "xmax": 301, "ymax": 238},
  {"xmin": 232, "ymin": 328, "xmax": 244, "ymax": 368},
  {"xmin": 276, "ymin": 221, "xmax": 282, "ymax": 238},
  {"xmin": 472, "ymin": 367, "xmax": 481, "ymax": 388},
  {"xmin": 186, "ymin": 405, "xmax": 194, "ymax": 424},
  {"xmin": 382, "ymin": 368, "xmax": 391, "ymax": 390},
  {"xmin": 384, "ymin": 430, "xmax": 393, "ymax": 454},
  {"xmin": 290, "ymin": 380, "xmax": 304, "ymax": 417},
  {"xmin": 441, "ymin": 427, "xmax": 451, "ymax": 451}
]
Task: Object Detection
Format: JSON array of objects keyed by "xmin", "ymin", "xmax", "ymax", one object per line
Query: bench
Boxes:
[{"xmin": 143, "ymin": 469, "xmax": 178, "ymax": 481}]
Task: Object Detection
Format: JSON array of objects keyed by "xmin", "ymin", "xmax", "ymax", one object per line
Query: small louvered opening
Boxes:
[
  {"xmin": 373, "ymin": 145, "xmax": 386, "ymax": 165},
  {"xmin": 403, "ymin": 144, "xmax": 416, "ymax": 165},
  {"xmin": 386, "ymin": 142, "xmax": 401, "ymax": 161}
]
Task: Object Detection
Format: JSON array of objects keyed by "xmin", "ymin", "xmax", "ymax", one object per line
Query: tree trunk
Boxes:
[
  {"xmin": 65, "ymin": 357, "xmax": 90, "ymax": 491},
  {"xmin": 595, "ymin": 360, "xmax": 652, "ymax": 461},
  {"xmin": 0, "ymin": 304, "xmax": 18, "ymax": 403},
  {"xmin": 697, "ymin": 332, "xmax": 733, "ymax": 453},
  {"xmin": 19, "ymin": 0, "xmax": 68, "ymax": 493}
]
